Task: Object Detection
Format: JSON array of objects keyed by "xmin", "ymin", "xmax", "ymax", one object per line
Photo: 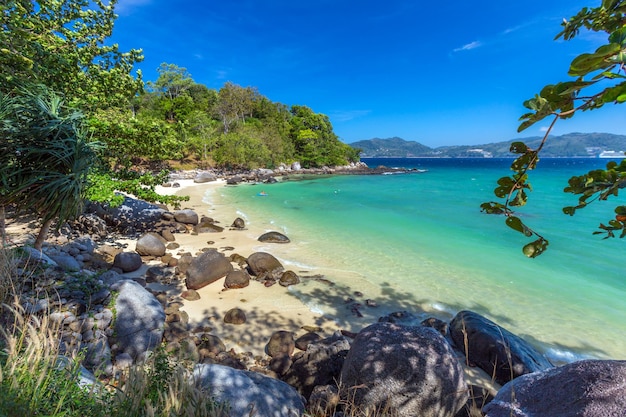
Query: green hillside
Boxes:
[{"xmin": 351, "ymin": 133, "xmax": 626, "ymax": 158}]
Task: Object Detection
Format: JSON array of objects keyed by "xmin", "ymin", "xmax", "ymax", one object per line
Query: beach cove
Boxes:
[{"xmin": 180, "ymin": 158, "xmax": 626, "ymax": 363}]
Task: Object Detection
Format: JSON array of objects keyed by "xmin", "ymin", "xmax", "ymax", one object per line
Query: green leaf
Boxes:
[
  {"xmin": 609, "ymin": 27, "xmax": 626, "ymax": 46},
  {"xmin": 509, "ymin": 142, "xmax": 528, "ymax": 154},
  {"xmin": 522, "ymin": 239, "xmax": 549, "ymax": 258},
  {"xmin": 506, "ymin": 216, "xmax": 532, "ymax": 237}
]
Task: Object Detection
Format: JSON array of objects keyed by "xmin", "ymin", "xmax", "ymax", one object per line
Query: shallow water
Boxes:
[{"xmin": 210, "ymin": 158, "xmax": 626, "ymax": 362}]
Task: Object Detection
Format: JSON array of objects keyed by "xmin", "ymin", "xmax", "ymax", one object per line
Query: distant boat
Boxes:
[
  {"xmin": 258, "ymin": 191, "xmax": 268, "ymax": 196},
  {"xmin": 599, "ymin": 150, "xmax": 626, "ymax": 158}
]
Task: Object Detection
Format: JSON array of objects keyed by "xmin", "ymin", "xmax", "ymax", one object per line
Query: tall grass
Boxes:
[{"xmin": 0, "ymin": 245, "xmax": 229, "ymax": 417}]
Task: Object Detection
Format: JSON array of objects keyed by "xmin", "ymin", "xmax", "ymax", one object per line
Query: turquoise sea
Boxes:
[{"xmin": 208, "ymin": 158, "xmax": 626, "ymax": 363}]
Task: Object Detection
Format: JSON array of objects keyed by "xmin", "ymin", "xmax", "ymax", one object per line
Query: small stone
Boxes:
[
  {"xmin": 223, "ymin": 308, "xmax": 246, "ymax": 325},
  {"xmin": 181, "ymin": 289, "xmax": 200, "ymax": 301}
]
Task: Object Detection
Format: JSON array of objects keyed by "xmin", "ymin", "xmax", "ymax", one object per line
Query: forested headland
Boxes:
[{"xmin": 1, "ymin": 0, "xmax": 359, "ymax": 192}]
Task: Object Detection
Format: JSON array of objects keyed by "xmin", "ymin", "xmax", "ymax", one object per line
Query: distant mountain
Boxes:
[
  {"xmin": 350, "ymin": 137, "xmax": 432, "ymax": 157},
  {"xmin": 350, "ymin": 133, "xmax": 626, "ymax": 158}
]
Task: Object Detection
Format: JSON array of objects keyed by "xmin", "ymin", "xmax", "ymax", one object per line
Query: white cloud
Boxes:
[
  {"xmin": 539, "ymin": 126, "xmax": 549, "ymax": 132},
  {"xmin": 453, "ymin": 41, "xmax": 483, "ymax": 53}
]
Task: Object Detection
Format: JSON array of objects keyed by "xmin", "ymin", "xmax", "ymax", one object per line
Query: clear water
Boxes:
[{"xmin": 210, "ymin": 158, "xmax": 626, "ymax": 362}]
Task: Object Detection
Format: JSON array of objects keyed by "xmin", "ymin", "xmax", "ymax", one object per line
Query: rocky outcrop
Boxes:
[
  {"xmin": 340, "ymin": 322, "xmax": 468, "ymax": 417},
  {"xmin": 450, "ymin": 310, "xmax": 553, "ymax": 385},
  {"xmin": 87, "ymin": 196, "xmax": 165, "ymax": 233},
  {"xmin": 185, "ymin": 249, "xmax": 233, "ymax": 290},
  {"xmin": 483, "ymin": 360, "xmax": 626, "ymax": 417},
  {"xmin": 193, "ymin": 363, "xmax": 306, "ymax": 417}
]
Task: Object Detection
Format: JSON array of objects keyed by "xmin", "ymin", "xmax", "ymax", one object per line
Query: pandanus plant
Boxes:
[{"xmin": 0, "ymin": 87, "xmax": 99, "ymax": 250}]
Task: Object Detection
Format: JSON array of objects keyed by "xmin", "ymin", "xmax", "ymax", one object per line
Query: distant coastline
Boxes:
[{"xmin": 351, "ymin": 132, "xmax": 626, "ymax": 159}]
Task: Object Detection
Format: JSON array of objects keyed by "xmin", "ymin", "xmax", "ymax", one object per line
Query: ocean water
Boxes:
[{"xmin": 209, "ymin": 158, "xmax": 626, "ymax": 362}]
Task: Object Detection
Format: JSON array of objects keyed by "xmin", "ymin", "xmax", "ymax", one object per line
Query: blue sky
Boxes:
[{"xmin": 109, "ymin": 0, "xmax": 624, "ymax": 147}]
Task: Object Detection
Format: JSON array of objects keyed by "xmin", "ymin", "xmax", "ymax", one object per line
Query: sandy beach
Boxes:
[{"xmin": 157, "ymin": 179, "xmax": 346, "ymax": 358}]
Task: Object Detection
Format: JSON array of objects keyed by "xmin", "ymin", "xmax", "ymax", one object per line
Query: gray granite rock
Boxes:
[
  {"xmin": 340, "ymin": 322, "xmax": 468, "ymax": 417},
  {"xmin": 193, "ymin": 363, "xmax": 305, "ymax": 417},
  {"xmin": 484, "ymin": 359, "xmax": 626, "ymax": 417},
  {"xmin": 111, "ymin": 279, "xmax": 165, "ymax": 359}
]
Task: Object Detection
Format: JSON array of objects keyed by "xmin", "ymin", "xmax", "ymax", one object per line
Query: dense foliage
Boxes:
[
  {"xmin": 482, "ymin": 0, "xmax": 626, "ymax": 257},
  {"xmin": 92, "ymin": 63, "xmax": 359, "ymax": 170}
]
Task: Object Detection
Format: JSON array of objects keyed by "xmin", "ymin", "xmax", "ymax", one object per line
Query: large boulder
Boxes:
[
  {"xmin": 135, "ymin": 233, "xmax": 166, "ymax": 257},
  {"xmin": 185, "ymin": 249, "xmax": 233, "ymax": 290},
  {"xmin": 449, "ymin": 310, "xmax": 553, "ymax": 385},
  {"xmin": 246, "ymin": 252, "xmax": 284, "ymax": 280},
  {"xmin": 173, "ymin": 209, "xmax": 199, "ymax": 225},
  {"xmin": 483, "ymin": 360, "xmax": 626, "ymax": 417},
  {"xmin": 193, "ymin": 363, "xmax": 305, "ymax": 417},
  {"xmin": 340, "ymin": 322, "xmax": 468, "ymax": 417},
  {"xmin": 258, "ymin": 231, "xmax": 291, "ymax": 244},
  {"xmin": 111, "ymin": 279, "xmax": 165, "ymax": 359},
  {"xmin": 283, "ymin": 332, "xmax": 351, "ymax": 400},
  {"xmin": 112, "ymin": 251, "xmax": 143, "ymax": 273},
  {"xmin": 194, "ymin": 171, "xmax": 217, "ymax": 183}
]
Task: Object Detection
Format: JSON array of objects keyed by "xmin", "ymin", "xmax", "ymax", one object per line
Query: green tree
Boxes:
[
  {"xmin": 216, "ymin": 82, "xmax": 259, "ymax": 133},
  {"xmin": 147, "ymin": 63, "xmax": 195, "ymax": 122},
  {"xmin": 0, "ymin": 88, "xmax": 99, "ymax": 250},
  {"xmin": 0, "ymin": 0, "xmax": 143, "ymax": 110},
  {"xmin": 481, "ymin": 0, "xmax": 626, "ymax": 257}
]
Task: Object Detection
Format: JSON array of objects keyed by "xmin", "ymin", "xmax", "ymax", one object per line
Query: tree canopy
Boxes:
[{"xmin": 481, "ymin": 0, "xmax": 626, "ymax": 257}]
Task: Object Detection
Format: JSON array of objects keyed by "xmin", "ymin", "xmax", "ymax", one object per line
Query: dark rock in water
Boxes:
[
  {"xmin": 185, "ymin": 249, "xmax": 233, "ymax": 290},
  {"xmin": 194, "ymin": 172, "xmax": 216, "ymax": 183},
  {"xmin": 224, "ymin": 270, "xmax": 250, "ymax": 289},
  {"xmin": 449, "ymin": 310, "xmax": 553, "ymax": 386},
  {"xmin": 266, "ymin": 330, "xmax": 295, "ymax": 358},
  {"xmin": 113, "ymin": 251, "xmax": 143, "ymax": 273},
  {"xmin": 279, "ymin": 270, "xmax": 300, "ymax": 286},
  {"xmin": 265, "ymin": 176, "xmax": 278, "ymax": 184},
  {"xmin": 258, "ymin": 231, "xmax": 290, "ymax": 243},
  {"xmin": 224, "ymin": 308, "xmax": 247, "ymax": 325},
  {"xmin": 231, "ymin": 217, "xmax": 245, "ymax": 229},
  {"xmin": 135, "ymin": 233, "xmax": 166, "ymax": 257},
  {"xmin": 284, "ymin": 332, "xmax": 350, "ymax": 400},
  {"xmin": 247, "ymin": 252, "xmax": 284, "ymax": 280},
  {"xmin": 173, "ymin": 209, "xmax": 199, "ymax": 225},
  {"xmin": 339, "ymin": 322, "xmax": 468, "ymax": 417},
  {"xmin": 483, "ymin": 359, "xmax": 626, "ymax": 417}
]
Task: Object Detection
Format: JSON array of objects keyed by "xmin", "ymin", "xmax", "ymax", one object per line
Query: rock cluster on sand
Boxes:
[{"xmin": 5, "ymin": 183, "xmax": 626, "ymax": 417}]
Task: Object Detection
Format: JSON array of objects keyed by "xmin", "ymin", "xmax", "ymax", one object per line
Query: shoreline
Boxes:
[
  {"xmin": 159, "ymin": 179, "xmax": 346, "ymax": 358},
  {"xmin": 160, "ymin": 178, "xmax": 499, "ymax": 391}
]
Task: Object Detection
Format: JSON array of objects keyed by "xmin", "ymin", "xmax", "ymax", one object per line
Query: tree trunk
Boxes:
[
  {"xmin": 33, "ymin": 218, "xmax": 54, "ymax": 250},
  {"xmin": 0, "ymin": 205, "xmax": 5, "ymax": 245}
]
